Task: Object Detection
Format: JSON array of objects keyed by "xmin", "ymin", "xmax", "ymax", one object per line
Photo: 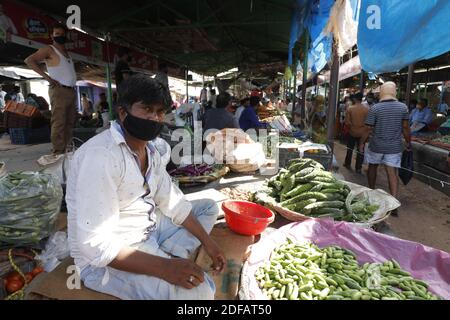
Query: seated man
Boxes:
[
  {"xmin": 66, "ymin": 75, "xmax": 225, "ymax": 300},
  {"xmin": 203, "ymin": 91, "xmax": 239, "ymax": 131},
  {"xmin": 239, "ymin": 96, "xmax": 268, "ymax": 131},
  {"xmin": 409, "ymin": 98, "xmax": 433, "ymax": 134}
]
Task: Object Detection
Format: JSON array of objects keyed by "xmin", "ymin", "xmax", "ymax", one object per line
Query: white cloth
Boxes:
[
  {"xmin": 66, "ymin": 121, "xmax": 192, "ymax": 272},
  {"xmin": 234, "ymin": 106, "xmax": 245, "ymax": 122},
  {"xmin": 46, "ymin": 45, "xmax": 77, "ymax": 87},
  {"xmin": 0, "ymin": 13, "xmax": 18, "ymax": 34},
  {"xmin": 325, "ymin": 0, "xmax": 358, "ymax": 57}
]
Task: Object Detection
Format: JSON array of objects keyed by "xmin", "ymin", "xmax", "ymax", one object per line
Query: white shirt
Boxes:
[
  {"xmin": 0, "ymin": 90, "xmax": 6, "ymax": 109},
  {"xmin": 66, "ymin": 121, "xmax": 192, "ymax": 271},
  {"xmin": 200, "ymin": 88, "xmax": 207, "ymax": 102},
  {"xmin": 46, "ymin": 45, "xmax": 77, "ymax": 87},
  {"xmin": 16, "ymin": 92, "xmax": 24, "ymax": 103}
]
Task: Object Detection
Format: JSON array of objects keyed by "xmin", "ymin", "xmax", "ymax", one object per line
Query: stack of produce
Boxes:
[
  {"xmin": 0, "ymin": 172, "xmax": 63, "ymax": 247},
  {"xmin": 252, "ymin": 158, "xmax": 379, "ymax": 222},
  {"xmin": 168, "ymin": 163, "xmax": 216, "ymax": 177},
  {"xmin": 168, "ymin": 164, "xmax": 229, "ymax": 186},
  {"xmin": 258, "ymin": 104, "xmax": 278, "ymax": 120},
  {"xmin": 255, "ymin": 239, "xmax": 441, "ymax": 300},
  {"xmin": 220, "ymin": 187, "xmax": 253, "ymax": 202}
]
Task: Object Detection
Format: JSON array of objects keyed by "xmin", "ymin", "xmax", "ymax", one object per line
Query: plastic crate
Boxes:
[
  {"xmin": 277, "ymin": 146, "xmax": 301, "ymax": 168},
  {"xmin": 9, "ymin": 126, "xmax": 51, "ymax": 145},
  {"xmin": 4, "ymin": 111, "xmax": 48, "ymax": 129},
  {"xmin": 302, "ymin": 145, "xmax": 333, "ymax": 170}
]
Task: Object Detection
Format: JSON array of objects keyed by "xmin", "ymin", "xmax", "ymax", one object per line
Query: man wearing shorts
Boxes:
[{"xmin": 359, "ymin": 82, "xmax": 411, "ymax": 209}]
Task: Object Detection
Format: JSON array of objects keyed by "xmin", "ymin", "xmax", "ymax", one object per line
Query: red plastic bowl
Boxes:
[{"xmin": 222, "ymin": 201, "xmax": 275, "ymax": 236}]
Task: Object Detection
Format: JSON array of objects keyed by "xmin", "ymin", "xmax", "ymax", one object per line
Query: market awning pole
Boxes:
[
  {"xmin": 185, "ymin": 67, "xmax": 189, "ymax": 102},
  {"xmin": 405, "ymin": 64, "xmax": 414, "ymax": 107},
  {"xmin": 359, "ymin": 70, "xmax": 366, "ymax": 93},
  {"xmin": 326, "ymin": 40, "xmax": 340, "ymax": 154},
  {"xmin": 291, "ymin": 61, "xmax": 297, "ymax": 120},
  {"xmin": 105, "ymin": 33, "xmax": 114, "ymax": 120},
  {"xmin": 301, "ymin": 33, "xmax": 309, "ymax": 122}
]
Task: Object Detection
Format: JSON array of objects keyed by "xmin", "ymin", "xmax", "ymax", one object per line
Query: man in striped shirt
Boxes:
[{"xmin": 359, "ymin": 82, "xmax": 411, "ymax": 207}]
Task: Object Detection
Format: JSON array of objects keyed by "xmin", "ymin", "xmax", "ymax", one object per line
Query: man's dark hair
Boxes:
[
  {"xmin": 117, "ymin": 47, "xmax": 130, "ymax": 58},
  {"xmin": 81, "ymin": 93, "xmax": 87, "ymax": 97},
  {"xmin": 216, "ymin": 92, "xmax": 231, "ymax": 109},
  {"xmin": 240, "ymin": 97, "xmax": 250, "ymax": 105},
  {"xmin": 351, "ymin": 92, "xmax": 363, "ymax": 102},
  {"xmin": 210, "ymin": 89, "xmax": 216, "ymax": 95},
  {"xmin": 51, "ymin": 23, "xmax": 68, "ymax": 34},
  {"xmin": 249, "ymin": 96, "xmax": 261, "ymax": 107},
  {"xmin": 410, "ymin": 99, "xmax": 418, "ymax": 105},
  {"xmin": 158, "ymin": 62, "xmax": 168, "ymax": 72},
  {"xmin": 419, "ymin": 98, "xmax": 428, "ymax": 106},
  {"xmin": 117, "ymin": 74, "xmax": 172, "ymax": 112}
]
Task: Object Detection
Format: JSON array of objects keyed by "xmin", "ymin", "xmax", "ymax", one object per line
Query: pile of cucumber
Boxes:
[
  {"xmin": 255, "ymin": 239, "xmax": 441, "ymax": 300},
  {"xmin": 253, "ymin": 158, "xmax": 379, "ymax": 222}
]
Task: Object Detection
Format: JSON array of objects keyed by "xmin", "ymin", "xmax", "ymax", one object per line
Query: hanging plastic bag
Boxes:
[
  {"xmin": 0, "ymin": 172, "xmax": 63, "ymax": 247},
  {"xmin": 34, "ymin": 231, "xmax": 70, "ymax": 272},
  {"xmin": 398, "ymin": 150, "xmax": 414, "ymax": 185}
]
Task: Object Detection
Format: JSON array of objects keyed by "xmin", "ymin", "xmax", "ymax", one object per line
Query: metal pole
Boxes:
[
  {"xmin": 405, "ymin": 64, "xmax": 414, "ymax": 107},
  {"xmin": 359, "ymin": 70, "xmax": 366, "ymax": 93},
  {"xmin": 105, "ymin": 34, "xmax": 114, "ymax": 120},
  {"xmin": 185, "ymin": 68, "xmax": 189, "ymax": 102},
  {"xmin": 301, "ymin": 33, "xmax": 309, "ymax": 121},
  {"xmin": 292, "ymin": 62, "xmax": 297, "ymax": 120},
  {"xmin": 326, "ymin": 40, "xmax": 340, "ymax": 154}
]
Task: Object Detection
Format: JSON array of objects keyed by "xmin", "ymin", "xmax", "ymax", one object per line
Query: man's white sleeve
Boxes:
[{"xmin": 70, "ymin": 147, "xmax": 124, "ymax": 268}]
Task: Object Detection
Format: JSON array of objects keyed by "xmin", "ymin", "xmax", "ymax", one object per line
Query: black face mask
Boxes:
[
  {"xmin": 53, "ymin": 36, "xmax": 67, "ymax": 45},
  {"xmin": 122, "ymin": 110, "xmax": 163, "ymax": 141}
]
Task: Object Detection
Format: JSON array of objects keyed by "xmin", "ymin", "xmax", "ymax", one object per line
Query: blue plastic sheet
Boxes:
[
  {"xmin": 306, "ymin": 0, "xmax": 334, "ymax": 74},
  {"xmin": 288, "ymin": 0, "xmax": 314, "ymax": 65},
  {"xmin": 358, "ymin": 0, "xmax": 450, "ymax": 73}
]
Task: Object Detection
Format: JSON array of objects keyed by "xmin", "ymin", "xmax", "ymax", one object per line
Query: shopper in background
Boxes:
[
  {"xmin": 359, "ymin": 82, "xmax": 411, "ymax": 214},
  {"xmin": 115, "ymin": 47, "xmax": 132, "ymax": 88},
  {"xmin": 344, "ymin": 93, "xmax": 368, "ymax": 174},
  {"xmin": 239, "ymin": 96, "xmax": 268, "ymax": 131},
  {"xmin": 81, "ymin": 93, "xmax": 93, "ymax": 118},
  {"xmin": 409, "ymin": 98, "xmax": 433, "ymax": 135},
  {"xmin": 203, "ymin": 92, "xmax": 238, "ymax": 131},
  {"xmin": 209, "ymin": 89, "xmax": 217, "ymax": 108}
]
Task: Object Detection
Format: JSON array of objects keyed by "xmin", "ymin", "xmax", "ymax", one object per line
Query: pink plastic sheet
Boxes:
[{"xmin": 245, "ymin": 219, "xmax": 450, "ymax": 300}]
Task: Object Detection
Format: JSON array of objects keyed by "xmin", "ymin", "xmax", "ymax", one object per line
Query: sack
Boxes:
[{"xmin": 398, "ymin": 150, "xmax": 414, "ymax": 185}]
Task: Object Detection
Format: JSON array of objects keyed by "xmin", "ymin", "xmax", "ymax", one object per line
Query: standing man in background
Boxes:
[
  {"xmin": 359, "ymin": 82, "xmax": 411, "ymax": 215},
  {"xmin": 25, "ymin": 23, "xmax": 77, "ymax": 155},
  {"xmin": 115, "ymin": 47, "xmax": 132, "ymax": 88}
]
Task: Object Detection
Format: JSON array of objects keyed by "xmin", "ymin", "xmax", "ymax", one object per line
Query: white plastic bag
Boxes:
[{"xmin": 35, "ymin": 231, "xmax": 70, "ymax": 272}]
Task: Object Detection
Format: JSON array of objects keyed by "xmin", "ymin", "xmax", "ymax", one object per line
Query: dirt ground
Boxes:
[{"xmin": 333, "ymin": 141, "xmax": 450, "ymax": 253}]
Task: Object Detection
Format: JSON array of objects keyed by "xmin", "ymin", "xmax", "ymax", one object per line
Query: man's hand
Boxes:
[
  {"xmin": 406, "ymin": 142, "xmax": 412, "ymax": 151},
  {"xmin": 47, "ymin": 77, "xmax": 61, "ymax": 87},
  {"xmin": 204, "ymin": 238, "xmax": 226, "ymax": 275},
  {"xmin": 163, "ymin": 258, "xmax": 206, "ymax": 289}
]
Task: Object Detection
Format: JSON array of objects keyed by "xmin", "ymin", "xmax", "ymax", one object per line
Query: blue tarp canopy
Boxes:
[{"xmin": 358, "ymin": 0, "xmax": 450, "ymax": 73}]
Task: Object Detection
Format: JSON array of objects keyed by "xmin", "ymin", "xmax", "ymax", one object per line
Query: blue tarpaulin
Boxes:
[
  {"xmin": 307, "ymin": 0, "xmax": 334, "ymax": 74},
  {"xmin": 358, "ymin": 0, "xmax": 450, "ymax": 73},
  {"xmin": 288, "ymin": 0, "xmax": 314, "ymax": 66}
]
